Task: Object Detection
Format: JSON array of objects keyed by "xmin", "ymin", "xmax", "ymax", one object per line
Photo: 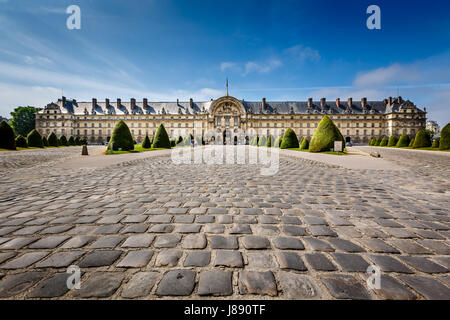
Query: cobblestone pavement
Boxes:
[{"xmin": 0, "ymin": 146, "xmax": 449, "ymax": 300}]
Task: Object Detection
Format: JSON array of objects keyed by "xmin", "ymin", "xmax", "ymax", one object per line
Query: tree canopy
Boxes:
[{"xmin": 9, "ymin": 106, "xmax": 41, "ymax": 136}]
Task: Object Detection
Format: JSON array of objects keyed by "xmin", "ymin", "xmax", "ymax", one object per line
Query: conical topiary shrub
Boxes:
[
  {"xmin": 47, "ymin": 132, "xmax": 58, "ymax": 147},
  {"xmin": 300, "ymin": 137, "xmax": 309, "ymax": 150},
  {"xmin": 266, "ymin": 135, "xmax": 273, "ymax": 147},
  {"xmin": 250, "ymin": 136, "xmax": 259, "ymax": 146},
  {"xmin": 258, "ymin": 135, "xmax": 267, "ymax": 147},
  {"xmin": 142, "ymin": 134, "xmax": 151, "ymax": 148},
  {"xmin": 280, "ymin": 128, "xmax": 299, "ymax": 149},
  {"xmin": 151, "ymin": 124, "xmax": 171, "ymax": 149},
  {"xmin": 369, "ymin": 138, "xmax": 374, "ymax": 146},
  {"xmin": 413, "ymin": 129, "xmax": 431, "ymax": 148},
  {"xmin": 0, "ymin": 121, "xmax": 16, "ymax": 150},
  {"xmin": 273, "ymin": 136, "xmax": 281, "ymax": 148},
  {"xmin": 59, "ymin": 135, "xmax": 68, "ymax": 146},
  {"xmin": 396, "ymin": 134, "xmax": 410, "ymax": 147},
  {"xmin": 68, "ymin": 136, "xmax": 75, "ymax": 146},
  {"xmin": 387, "ymin": 135, "xmax": 399, "ymax": 147},
  {"xmin": 81, "ymin": 138, "xmax": 87, "ymax": 145},
  {"xmin": 27, "ymin": 129, "xmax": 43, "ymax": 148},
  {"xmin": 108, "ymin": 120, "xmax": 134, "ymax": 151},
  {"xmin": 170, "ymin": 139, "xmax": 176, "ymax": 147},
  {"xmin": 42, "ymin": 136, "xmax": 49, "ymax": 147},
  {"xmin": 409, "ymin": 137, "xmax": 415, "ymax": 147},
  {"xmin": 374, "ymin": 137, "xmax": 382, "ymax": 146},
  {"xmin": 309, "ymin": 115, "xmax": 344, "ymax": 152},
  {"xmin": 431, "ymin": 137, "xmax": 440, "ymax": 148},
  {"xmin": 440, "ymin": 123, "xmax": 450, "ymax": 150},
  {"xmin": 15, "ymin": 135, "xmax": 28, "ymax": 148},
  {"xmin": 176, "ymin": 136, "xmax": 183, "ymax": 146},
  {"xmin": 380, "ymin": 137, "xmax": 388, "ymax": 146},
  {"xmin": 75, "ymin": 136, "xmax": 81, "ymax": 145}
]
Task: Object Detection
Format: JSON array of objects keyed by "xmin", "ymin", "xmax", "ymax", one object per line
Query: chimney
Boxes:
[
  {"xmin": 105, "ymin": 98, "xmax": 110, "ymax": 106},
  {"xmin": 92, "ymin": 98, "xmax": 97, "ymax": 109},
  {"xmin": 189, "ymin": 98, "xmax": 193, "ymax": 108},
  {"xmin": 72, "ymin": 99, "xmax": 76, "ymax": 105},
  {"xmin": 117, "ymin": 98, "xmax": 121, "ymax": 107},
  {"xmin": 262, "ymin": 98, "xmax": 266, "ymax": 110},
  {"xmin": 320, "ymin": 98, "xmax": 326, "ymax": 109},
  {"xmin": 62, "ymin": 96, "xmax": 66, "ymax": 107},
  {"xmin": 131, "ymin": 98, "xmax": 136, "ymax": 109},
  {"xmin": 388, "ymin": 97, "xmax": 392, "ymax": 106},
  {"xmin": 383, "ymin": 99, "xmax": 388, "ymax": 104},
  {"xmin": 176, "ymin": 98, "xmax": 179, "ymax": 105},
  {"xmin": 336, "ymin": 98, "xmax": 340, "ymax": 108},
  {"xmin": 398, "ymin": 96, "xmax": 403, "ymax": 103},
  {"xmin": 307, "ymin": 98, "xmax": 313, "ymax": 108},
  {"xmin": 361, "ymin": 97, "xmax": 367, "ymax": 109},
  {"xmin": 143, "ymin": 98, "xmax": 148, "ymax": 109},
  {"xmin": 347, "ymin": 97, "xmax": 353, "ymax": 108}
]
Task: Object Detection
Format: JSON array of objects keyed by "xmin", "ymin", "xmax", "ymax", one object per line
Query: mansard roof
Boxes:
[{"xmin": 38, "ymin": 96, "xmax": 425, "ymax": 116}]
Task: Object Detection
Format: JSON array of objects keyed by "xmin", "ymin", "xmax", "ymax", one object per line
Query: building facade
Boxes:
[
  {"xmin": 35, "ymin": 95, "xmax": 426, "ymax": 145},
  {"xmin": 426, "ymin": 120, "xmax": 440, "ymax": 135}
]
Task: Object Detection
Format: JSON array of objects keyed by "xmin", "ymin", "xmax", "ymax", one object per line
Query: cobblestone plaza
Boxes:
[{"xmin": 0, "ymin": 146, "xmax": 448, "ymax": 299}]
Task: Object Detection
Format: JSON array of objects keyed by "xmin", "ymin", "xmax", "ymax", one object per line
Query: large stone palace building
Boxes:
[{"xmin": 35, "ymin": 95, "xmax": 427, "ymax": 145}]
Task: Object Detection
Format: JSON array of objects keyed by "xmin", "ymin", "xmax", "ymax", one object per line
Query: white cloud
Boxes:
[
  {"xmin": 243, "ymin": 59, "xmax": 282, "ymax": 75},
  {"xmin": 353, "ymin": 64, "xmax": 421, "ymax": 87},
  {"xmin": 283, "ymin": 45, "xmax": 321, "ymax": 63},
  {"xmin": 220, "ymin": 62, "xmax": 237, "ymax": 72}
]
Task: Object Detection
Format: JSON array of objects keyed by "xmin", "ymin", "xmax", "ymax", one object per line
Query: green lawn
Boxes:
[
  {"xmin": 287, "ymin": 148, "xmax": 347, "ymax": 155},
  {"xmin": 373, "ymin": 146, "xmax": 449, "ymax": 152},
  {"xmin": 105, "ymin": 144, "xmax": 168, "ymax": 155},
  {"xmin": 0, "ymin": 145, "xmax": 79, "ymax": 152}
]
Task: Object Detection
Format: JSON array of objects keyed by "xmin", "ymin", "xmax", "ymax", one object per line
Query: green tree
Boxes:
[
  {"xmin": 280, "ymin": 128, "xmax": 299, "ymax": 149},
  {"xmin": 47, "ymin": 132, "xmax": 58, "ymax": 147},
  {"xmin": 309, "ymin": 115, "xmax": 344, "ymax": 152},
  {"xmin": 27, "ymin": 129, "xmax": 44, "ymax": 148},
  {"xmin": 9, "ymin": 106, "xmax": 41, "ymax": 136},
  {"xmin": 68, "ymin": 136, "xmax": 75, "ymax": 146},
  {"xmin": 413, "ymin": 129, "xmax": 432, "ymax": 148},
  {"xmin": 300, "ymin": 137, "xmax": 309, "ymax": 150},
  {"xmin": 152, "ymin": 124, "xmax": 171, "ymax": 149},
  {"xmin": 439, "ymin": 123, "xmax": 450, "ymax": 150},
  {"xmin": 396, "ymin": 134, "xmax": 410, "ymax": 147},
  {"xmin": 258, "ymin": 135, "xmax": 267, "ymax": 147},
  {"xmin": 142, "ymin": 134, "xmax": 151, "ymax": 148},
  {"xmin": 0, "ymin": 121, "xmax": 16, "ymax": 150},
  {"xmin": 15, "ymin": 135, "xmax": 28, "ymax": 148},
  {"xmin": 387, "ymin": 135, "xmax": 399, "ymax": 147},
  {"xmin": 59, "ymin": 135, "xmax": 68, "ymax": 146},
  {"xmin": 108, "ymin": 120, "xmax": 134, "ymax": 151},
  {"xmin": 266, "ymin": 135, "xmax": 273, "ymax": 147}
]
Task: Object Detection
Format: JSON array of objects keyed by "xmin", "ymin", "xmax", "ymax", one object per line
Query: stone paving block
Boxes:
[
  {"xmin": 121, "ymin": 272, "xmax": 159, "ymax": 298},
  {"xmin": 367, "ymin": 254, "xmax": 413, "ymax": 273},
  {"xmin": 327, "ymin": 238, "xmax": 365, "ymax": 252},
  {"xmin": 78, "ymin": 250, "xmax": 122, "ymax": 268},
  {"xmin": 94, "ymin": 225, "xmax": 122, "ymax": 235},
  {"xmin": 148, "ymin": 224, "xmax": 174, "ymax": 233},
  {"xmin": 182, "ymin": 234, "xmax": 207, "ymax": 249},
  {"xmin": 247, "ymin": 252, "xmax": 277, "ymax": 268},
  {"xmin": 416, "ymin": 239, "xmax": 450, "ymax": 255},
  {"xmin": 197, "ymin": 216, "xmax": 215, "ymax": 223},
  {"xmin": 73, "ymin": 272, "xmax": 124, "ymax": 298},
  {"xmin": 308, "ymin": 225, "xmax": 338, "ymax": 237},
  {"xmin": 305, "ymin": 253, "xmax": 337, "ymax": 271},
  {"xmin": 29, "ymin": 236, "xmax": 71, "ymax": 249},
  {"xmin": 0, "ymin": 271, "xmax": 46, "ymax": 298},
  {"xmin": 217, "ymin": 216, "xmax": 232, "ymax": 224},
  {"xmin": 28, "ymin": 273, "xmax": 71, "ymax": 298},
  {"xmin": 198, "ymin": 270, "xmax": 233, "ymax": 296},
  {"xmin": 121, "ymin": 224, "xmax": 148, "ymax": 234},
  {"xmin": 304, "ymin": 238, "xmax": 334, "ymax": 252},
  {"xmin": 433, "ymin": 256, "xmax": 450, "ymax": 269},
  {"xmin": 372, "ymin": 275, "xmax": 417, "ymax": 300},
  {"xmin": 275, "ymin": 252, "xmax": 307, "ymax": 271},
  {"xmin": 167, "ymin": 207, "xmax": 188, "ymax": 215},
  {"xmin": 273, "ymin": 237, "xmax": 304, "ymax": 250},
  {"xmin": 117, "ymin": 250, "xmax": 154, "ymax": 268},
  {"xmin": 184, "ymin": 251, "xmax": 211, "ymax": 267},
  {"xmin": 0, "ymin": 252, "xmax": 16, "ymax": 264},
  {"xmin": 398, "ymin": 256, "xmax": 448, "ymax": 274},
  {"xmin": 282, "ymin": 225, "xmax": 307, "ymax": 236},
  {"xmin": 0, "ymin": 251, "xmax": 49, "ymax": 269},
  {"xmin": 156, "ymin": 270, "xmax": 196, "ymax": 296},
  {"xmin": 242, "ymin": 236, "xmax": 271, "ymax": 249},
  {"xmin": 321, "ymin": 274, "xmax": 371, "ymax": 299},
  {"xmin": 210, "ymin": 235, "xmax": 238, "ymax": 249},
  {"xmin": 90, "ymin": 236, "xmax": 124, "ymax": 249},
  {"xmin": 229, "ymin": 224, "xmax": 252, "ymax": 234},
  {"xmin": 36, "ymin": 251, "xmax": 84, "ymax": 268},
  {"xmin": 214, "ymin": 250, "xmax": 243, "ymax": 267},
  {"xmin": 153, "ymin": 234, "xmax": 182, "ymax": 248},
  {"xmin": 259, "ymin": 216, "xmax": 278, "ymax": 224},
  {"xmin": 13, "ymin": 226, "xmax": 45, "ymax": 235},
  {"xmin": 121, "ymin": 234, "xmax": 154, "ymax": 248},
  {"xmin": 358, "ymin": 238, "xmax": 401, "ymax": 254},
  {"xmin": 174, "ymin": 216, "xmax": 195, "ymax": 223},
  {"xmin": 0, "ymin": 237, "xmax": 38, "ymax": 249},
  {"xmin": 398, "ymin": 275, "xmax": 450, "ymax": 300},
  {"xmin": 278, "ymin": 272, "xmax": 322, "ymax": 299},
  {"xmin": 61, "ymin": 236, "xmax": 95, "ymax": 249},
  {"xmin": 155, "ymin": 250, "xmax": 183, "ymax": 267},
  {"xmin": 177, "ymin": 224, "xmax": 202, "ymax": 233},
  {"xmin": 238, "ymin": 271, "xmax": 277, "ymax": 296},
  {"xmin": 331, "ymin": 253, "xmax": 370, "ymax": 272},
  {"xmin": 280, "ymin": 216, "xmax": 302, "ymax": 225},
  {"xmin": 148, "ymin": 215, "xmax": 173, "ymax": 223}
]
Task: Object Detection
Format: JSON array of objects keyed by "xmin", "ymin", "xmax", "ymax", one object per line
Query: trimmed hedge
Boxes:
[
  {"xmin": 280, "ymin": 128, "xmax": 299, "ymax": 149},
  {"xmin": 440, "ymin": 123, "xmax": 450, "ymax": 150},
  {"xmin": 59, "ymin": 135, "xmax": 68, "ymax": 146},
  {"xmin": 68, "ymin": 136, "xmax": 75, "ymax": 146},
  {"xmin": 431, "ymin": 137, "xmax": 440, "ymax": 148},
  {"xmin": 75, "ymin": 136, "xmax": 81, "ymax": 145},
  {"xmin": 42, "ymin": 136, "xmax": 49, "ymax": 147},
  {"xmin": 81, "ymin": 138, "xmax": 87, "ymax": 145},
  {"xmin": 300, "ymin": 138, "xmax": 309, "ymax": 150},
  {"xmin": 15, "ymin": 135, "xmax": 28, "ymax": 148},
  {"xmin": 309, "ymin": 115, "xmax": 344, "ymax": 152},
  {"xmin": 108, "ymin": 120, "xmax": 134, "ymax": 151},
  {"xmin": 380, "ymin": 137, "xmax": 388, "ymax": 146},
  {"xmin": 142, "ymin": 134, "xmax": 151, "ymax": 148},
  {"xmin": 369, "ymin": 138, "xmax": 375, "ymax": 146},
  {"xmin": 273, "ymin": 137, "xmax": 281, "ymax": 148},
  {"xmin": 0, "ymin": 121, "xmax": 16, "ymax": 150},
  {"xmin": 266, "ymin": 135, "xmax": 273, "ymax": 147},
  {"xmin": 151, "ymin": 124, "xmax": 171, "ymax": 149},
  {"xmin": 409, "ymin": 137, "xmax": 415, "ymax": 147},
  {"xmin": 413, "ymin": 129, "xmax": 431, "ymax": 148},
  {"xmin": 258, "ymin": 135, "xmax": 267, "ymax": 147},
  {"xmin": 27, "ymin": 129, "xmax": 43, "ymax": 148},
  {"xmin": 374, "ymin": 137, "xmax": 382, "ymax": 146},
  {"xmin": 250, "ymin": 136, "xmax": 259, "ymax": 146},
  {"xmin": 47, "ymin": 132, "xmax": 58, "ymax": 147},
  {"xmin": 396, "ymin": 134, "xmax": 410, "ymax": 147},
  {"xmin": 387, "ymin": 135, "xmax": 398, "ymax": 147}
]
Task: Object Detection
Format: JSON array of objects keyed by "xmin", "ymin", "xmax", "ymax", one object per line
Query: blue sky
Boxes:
[{"xmin": 0, "ymin": 0, "xmax": 449, "ymax": 126}]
